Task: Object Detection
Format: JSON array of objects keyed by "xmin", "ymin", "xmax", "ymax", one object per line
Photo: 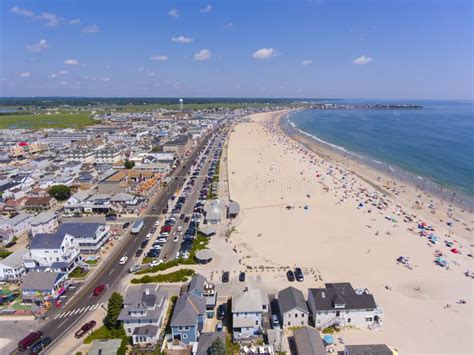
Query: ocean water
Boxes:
[{"xmin": 289, "ymin": 100, "xmax": 474, "ymax": 198}]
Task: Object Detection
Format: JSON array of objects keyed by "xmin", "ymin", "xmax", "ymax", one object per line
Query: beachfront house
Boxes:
[
  {"xmin": 30, "ymin": 211, "xmax": 59, "ymax": 237},
  {"xmin": 307, "ymin": 283, "xmax": 383, "ymax": 330},
  {"xmin": 21, "ymin": 271, "xmax": 68, "ymax": 303},
  {"xmin": 118, "ymin": 285, "xmax": 169, "ymax": 345},
  {"xmin": 278, "ymin": 286, "xmax": 309, "ymax": 328},
  {"xmin": 291, "ymin": 326, "xmax": 327, "ymax": 355},
  {"xmin": 232, "ymin": 288, "xmax": 268, "ymax": 341},
  {"xmin": 0, "ymin": 213, "xmax": 32, "ymax": 246},
  {"xmin": 344, "ymin": 344, "xmax": 394, "ymax": 355}
]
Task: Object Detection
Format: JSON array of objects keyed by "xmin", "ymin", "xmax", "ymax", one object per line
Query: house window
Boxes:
[
  {"xmin": 288, "ymin": 314, "xmax": 291, "ymax": 318},
  {"xmin": 183, "ymin": 334, "xmax": 187, "ymax": 339},
  {"xmin": 295, "ymin": 314, "xmax": 298, "ymax": 318},
  {"xmin": 347, "ymin": 318, "xmax": 351, "ymax": 323},
  {"xmin": 301, "ymin": 313, "xmax": 305, "ymax": 317},
  {"xmin": 178, "ymin": 326, "xmax": 183, "ymax": 330},
  {"xmin": 184, "ymin": 326, "xmax": 190, "ymax": 330},
  {"xmin": 366, "ymin": 317, "xmax": 373, "ymax": 322},
  {"xmin": 288, "ymin": 322, "xmax": 290, "ymax": 326}
]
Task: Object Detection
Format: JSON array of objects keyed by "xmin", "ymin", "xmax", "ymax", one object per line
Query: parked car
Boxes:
[
  {"xmin": 93, "ymin": 284, "xmax": 106, "ymax": 296},
  {"xmin": 74, "ymin": 320, "xmax": 97, "ymax": 338},
  {"xmin": 29, "ymin": 336, "xmax": 52, "ymax": 355},
  {"xmin": 286, "ymin": 270, "xmax": 296, "ymax": 282},
  {"xmin": 147, "ymin": 249, "xmax": 160, "ymax": 258},
  {"xmin": 149, "ymin": 259, "xmax": 163, "ymax": 267},
  {"xmin": 239, "ymin": 272, "xmax": 246, "ymax": 282},
  {"xmin": 294, "ymin": 267, "xmax": 304, "ymax": 282},
  {"xmin": 272, "ymin": 314, "xmax": 280, "ymax": 329},
  {"xmin": 128, "ymin": 265, "xmax": 141, "ymax": 273},
  {"xmin": 122, "ymin": 222, "xmax": 130, "ymax": 229},
  {"xmin": 216, "ymin": 321, "xmax": 223, "ymax": 332},
  {"xmin": 184, "ymin": 217, "xmax": 190, "ymax": 223},
  {"xmin": 18, "ymin": 331, "xmax": 43, "ymax": 352},
  {"xmin": 222, "ymin": 271, "xmax": 230, "ymax": 283},
  {"xmin": 217, "ymin": 304, "xmax": 226, "ymax": 320},
  {"xmin": 119, "ymin": 256, "xmax": 128, "ymax": 265},
  {"xmin": 140, "ymin": 240, "xmax": 148, "ymax": 249}
]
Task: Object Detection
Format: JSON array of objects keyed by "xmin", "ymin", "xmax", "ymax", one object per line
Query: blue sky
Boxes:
[{"xmin": 0, "ymin": 0, "xmax": 472, "ymax": 99}]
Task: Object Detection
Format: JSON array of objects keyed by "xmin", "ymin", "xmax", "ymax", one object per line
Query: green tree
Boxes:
[
  {"xmin": 104, "ymin": 292, "xmax": 124, "ymax": 330},
  {"xmin": 208, "ymin": 337, "xmax": 226, "ymax": 355},
  {"xmin": 48, "ymin": 184, "xmax": 71, "ymax": 201},
  {"xmin": 123, "ymin": 160, "xmax": 135, "ymax": 169}
]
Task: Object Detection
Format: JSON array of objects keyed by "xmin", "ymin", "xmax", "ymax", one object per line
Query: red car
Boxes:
[
  {"xmin": 93, "ymin": 284, "xmax": 106, "ymax": 296},
  {"xmin": 160, "ymin": 226, "xmax": 172, "ymax": 233},
  {"xmin": 74, "ymin": 320, "xmax": 97, "ymax": 338}
]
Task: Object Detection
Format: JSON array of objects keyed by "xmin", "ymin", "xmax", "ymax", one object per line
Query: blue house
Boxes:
[{"xmin": 170, "ymin": 274, "xmax": 206, "ymax": 344}]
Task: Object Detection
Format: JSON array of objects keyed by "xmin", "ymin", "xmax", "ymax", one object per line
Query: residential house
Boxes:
[
  {"xmin": 278, "ymin": 286, "xmax": 309, "ymax": 328},
  {"xmin": 24, "ymin": 230, "xmax": 82, "ymax": 273},
  {"xmin": 193, "ymin": 332, "xmax": 226, "ymax": 355},
  {"xmin": 29, "ymin": 211, "xmax": 59, "ymax": 237},
  {"xmin": 307, "ymin": 283, "xmax": 383, "ymax": 330},
  {"xmin": 119, "ymin": 285, "xmax": 169, "ymax": 345},
  {"xmin": 66, "ymin": 148, "xmax": 95, "ymax": 164},
  {"xmin": 52, "ymin": 222, "xmax": 110, "ymax": 254},
  {"xmin": 23, "ymin": 196, "xmax": 56, "ymax": 212},
  {"xmin": 0, "ymin": 213, "xmax": 32, "ymax": 246},
  {"xmin": 170, "ymin": 275, "xmax": 208, "ymax": 344},
  {"xmin": 88, "ymin": 339, "xmax": 122, "ymax": 355},
  {"xmin": 162, "ymin": 134, "xmax": 191, "ymax": 157},
  {"xmin": 96, "ymin": 148, "xmax": 122, "ymax": 164},
  {"xmin": 0, "ymin": 249, "xmax": 28, "ymax": 281},
  {"xmin": 232, "ymin": 288, "xmax": 268, "ymax": 341},
  {"xmin": 21, "ymin": 271, "xmax": 68, "ymax": 303},
  {"xmin": 291, "ymin": 326, "xmax": 326, "ymax": 355},
  {"xmin": 344, "ymin": 344, "xmax": 394, "ymax": 355}
]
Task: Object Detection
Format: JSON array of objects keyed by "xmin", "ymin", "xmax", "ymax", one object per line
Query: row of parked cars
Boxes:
[{"xmin": 18, "ymin": 331, "xmax": 51, "ymax": 354}]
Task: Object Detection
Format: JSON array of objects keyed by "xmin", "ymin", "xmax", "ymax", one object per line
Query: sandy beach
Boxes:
[{"xmin": 226, "ymin": 110, "xmax": 474, "ymax": 354}]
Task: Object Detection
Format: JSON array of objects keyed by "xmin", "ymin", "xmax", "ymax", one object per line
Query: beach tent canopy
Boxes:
[{"xmin": 323, "ymin": 335, "xmax": 335, "ymax": 345}]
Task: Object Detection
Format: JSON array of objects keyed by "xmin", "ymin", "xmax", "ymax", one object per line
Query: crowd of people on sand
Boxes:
[{"xmin": 254, "ymin": 113, "xmax": 474, "ymax": 290}]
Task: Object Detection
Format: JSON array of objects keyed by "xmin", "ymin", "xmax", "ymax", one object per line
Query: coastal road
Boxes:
[{"xmin": 11, "ymin": 129, "xmax": 217, "ymax": 354}]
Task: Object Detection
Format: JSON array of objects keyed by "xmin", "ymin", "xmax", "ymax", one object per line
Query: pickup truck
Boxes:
[{"xmin": 74, "ymin": 320, "xmax": 97, "ymax": 338}]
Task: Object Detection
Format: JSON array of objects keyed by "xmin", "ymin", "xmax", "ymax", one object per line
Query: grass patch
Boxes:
[
  {"xmin": 0, "ymin": 250, "xmax": 13, "ymax": 260},
  {"xmin": 164, "ymin": 296, "xmax": 178, "ymax": 334},
  {"xmin": 85, "ymin": 259, "xmax": 98, "ymax": 265},
  {"xmin": 322, "ymin": 325, "xmax": 339, "ymax": 334},
  {"xmin": 0, "ymin": 112, "xmax": 97, "ymax": 130},
  {"xmin": 131, "ymin": 269, "xmax": 195, "ymax": 284},
  {"xmin": 69, "ymin": 268, "xmax": 89, "ymax": 279},
  {"xmin": 84, "ymin": 326, "xmax": 128, "ymax": 354},
  {"xmin": 226, "ymin": 333, "xmax": 240, "ymax": 354}
]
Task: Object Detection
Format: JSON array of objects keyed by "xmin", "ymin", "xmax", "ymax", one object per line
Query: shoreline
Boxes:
[
  {"xmin": 227, "ymin": 109, "xmax": 473, "ymax": 353},
  {"xmin": 280, "ymin": 109, "xmax": 474, "ymax": 211}
]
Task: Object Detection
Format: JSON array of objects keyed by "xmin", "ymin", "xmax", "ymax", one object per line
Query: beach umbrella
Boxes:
[{"xmin": 450, "ymin": 248, "xmax": 458, "ymax": 254}]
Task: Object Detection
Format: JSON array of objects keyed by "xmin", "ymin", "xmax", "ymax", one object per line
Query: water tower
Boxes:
[{"xmin": 179, "ymin": 98, "xmax": 184, "ymax": 111}]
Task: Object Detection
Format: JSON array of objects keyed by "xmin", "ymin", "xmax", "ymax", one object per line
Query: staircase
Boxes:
[{"xmin": 317, "ymin": 316, "xmax": 344, "ymax": 330}]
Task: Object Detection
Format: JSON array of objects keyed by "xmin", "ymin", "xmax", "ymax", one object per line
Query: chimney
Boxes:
[{"xmin": 145, "ymin": 288, "xmax": 150, "ymax": 295}]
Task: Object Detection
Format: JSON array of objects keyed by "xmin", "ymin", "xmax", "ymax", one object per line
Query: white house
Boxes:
[
  {"xmin": 24, "ymin": 230, "xmax": 82, "ymax": 274},
  {"xmin": 308, "ymin": 283, "xmax": 384, "ymax": 331},
  {"xmin": 0, "ymin": 213, "xmax": 32, "ymax": 246},
  {"xmin": 232, "ymin": 288, "xmax": 268, "ymax": 341},
  {"xmin": 95, "ymin": 148, "xmax": 122, "ymax": 164},
  {"xmin": 30, "ymin": 211, "xmax": 60, "ymax": 236},
  {"xmin": 118, "ymin": 285, "xmax": 169, "ymax": 345},
  {"xmin": 278, "ymin": 286, "xmax": 309, "ymax": 328},
  {"xmin": 0, "ymin": 249, "xmax": 28, "ymax": 281},
  {"xmin": 58, "ymin": 222, "xmax": 110, "ymax": 254}
]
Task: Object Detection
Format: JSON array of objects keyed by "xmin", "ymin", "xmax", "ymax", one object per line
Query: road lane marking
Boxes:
[
  {"xmin": 58, "ymin": 319, "xmax": 69, "ymax": 328},
  {"xmin": 84, "ymin": 305, "xmax": 91, "ymax": 312},
  {"xmin": 71, "ymin": 309, "xmax": 80, "ymax": 315},
  {"xmin": 63, "ymin": 311, "xmax": 72, "ymax": 317},
  {"xmin": 108, "ymin": 268, "xmax": 115, "ymax": 276},
  {"xmin": 54, "ymin": 313, "xmax": 61, "ymax": 319}
]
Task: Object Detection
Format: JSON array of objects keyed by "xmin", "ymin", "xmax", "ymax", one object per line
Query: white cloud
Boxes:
[
  {"xmin": 137, "ymin": 67, "xmax": 145, "ymax": 72},
  {"xmin": 64, "ymin": 58, "xmax": 79, "ymax": 65},
  {"xmin": 58, "ymin": 70, "xmax": 69, "ymax": 75},
  {"xmin": 150, "ymin": 55, "xmax": 168, "ymax": 61},
  {"xmin": 353, "ymin": 55, "xmax": 372, "ymax": 65},
  {"xmin": 171, "ymin": 35, "xmax": 193, "ymax": 44},
  {"xmin": 224, "ymin": 22, "xmax": 233, "ymax": 28},
  {"xmin": 148, "ymin": 71, "xmax": 156, "ymax": 76},
  {"xmin": 26, "ymin": 38, "xmax": 50, "ymax": 52},
  {"xmin": 301, "ymin": 59, "xmax": 313, "ymax": 65},
  {"xmin": 10, "ymin": 6, "xmax": 80, "ymax": 27},
  {"xmin": 168, "ymin": 8, "xmax": 179, "ymax": 18},
  {"xmin": 252, "ymin": 48, "xmax": 278, "ymax": 60},
  {"xmin": 19, "ymin": 72, "xmax": 31, "ymax": 78},
  {"xmin": 50, "ymin": 74, "xmax": 57, "ymax": 79},
  {"xmin": 10, "ymin": 6, "xmax": 34, "ymax": 17},
  {"xmin": 82, "ymin": 25, "xmax": 100, "ymax": 33},
  {"xmin": 194, "ymin": 49, "xmax": 211, "ymax": 61},
  {"xmin": 99, "ymin": 76, "xmax": 110, "ymax": 82},
  {"xmin": 201, "ymin": 5, "xmax": 212, "ymax": 13}
]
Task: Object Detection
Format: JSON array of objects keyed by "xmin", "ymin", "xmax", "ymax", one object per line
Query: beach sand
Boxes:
[{"xmin": 226, "ymin": 110, "xmax": 474, "ymax": 354}]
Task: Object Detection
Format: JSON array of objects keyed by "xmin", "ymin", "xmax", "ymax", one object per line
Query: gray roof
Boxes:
[
  {"xmin": 278, "ymin": 286, "xmax": 309, "ymax": 314},
  {"xmin": 196, "ymin": 332, "xmax": 226, "ymax": 355},
  {"xmin": 188, "ymin": 273, "xmax": 205, "ymax": 294},
  {"xmin": 345, "ymin": 344, "xmax": 393, "ymax": 355},
  {"xmin": 89, "ymin": 339, "xmax": 122, "ymax": 355},
  {"xmin": 32, "ymin": 222, "xmax": 104, "ymax": 249},
  {"xmin": 228, "ymin": 201, "xmax": 240, "ymax": 214},
  {"xmin": 1, "ymin": 213, "xmax": 31, "ymax": 227},
  {"xmin": 22, "ymin": 272, "xmax": 64, "ymax": 291},
  {"xmin": 30, "ymin": 211, "xmax": 58, "ymax": 226},
  {"xmin": 0, "ymin": 249, "xmax": 28, "ymax": 268},
  {"xmin": 308, "ymin": 283, "xmax": 377, "ymax": 311},
  {"xmin": 170, "ymin": 292, "xmax": 205, "ymax": 327},
  {"xmin": 58, "ymin": 222, "xmax": 103, "ymax": 238},
  {"xmin": 133, "ymin": 325, "xmax": 159, "ymax": 337},
  {"xmin": 195, "ymin": 249, "xmax": 214, "ymax": 262},
  {"xmin": 119, "ymin": 289, "xmax": 168, "ymax": 322},
  {"xmin": 232, "ymin": 289, "xmax": 265, "ymax": 313},
  {"xmin": 293, "ymin": 327, "xmax": 326, "ymax": 355},
  {"xmin": 31, "ymin": 231, "xmax": 68, "ymax": 249}
]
